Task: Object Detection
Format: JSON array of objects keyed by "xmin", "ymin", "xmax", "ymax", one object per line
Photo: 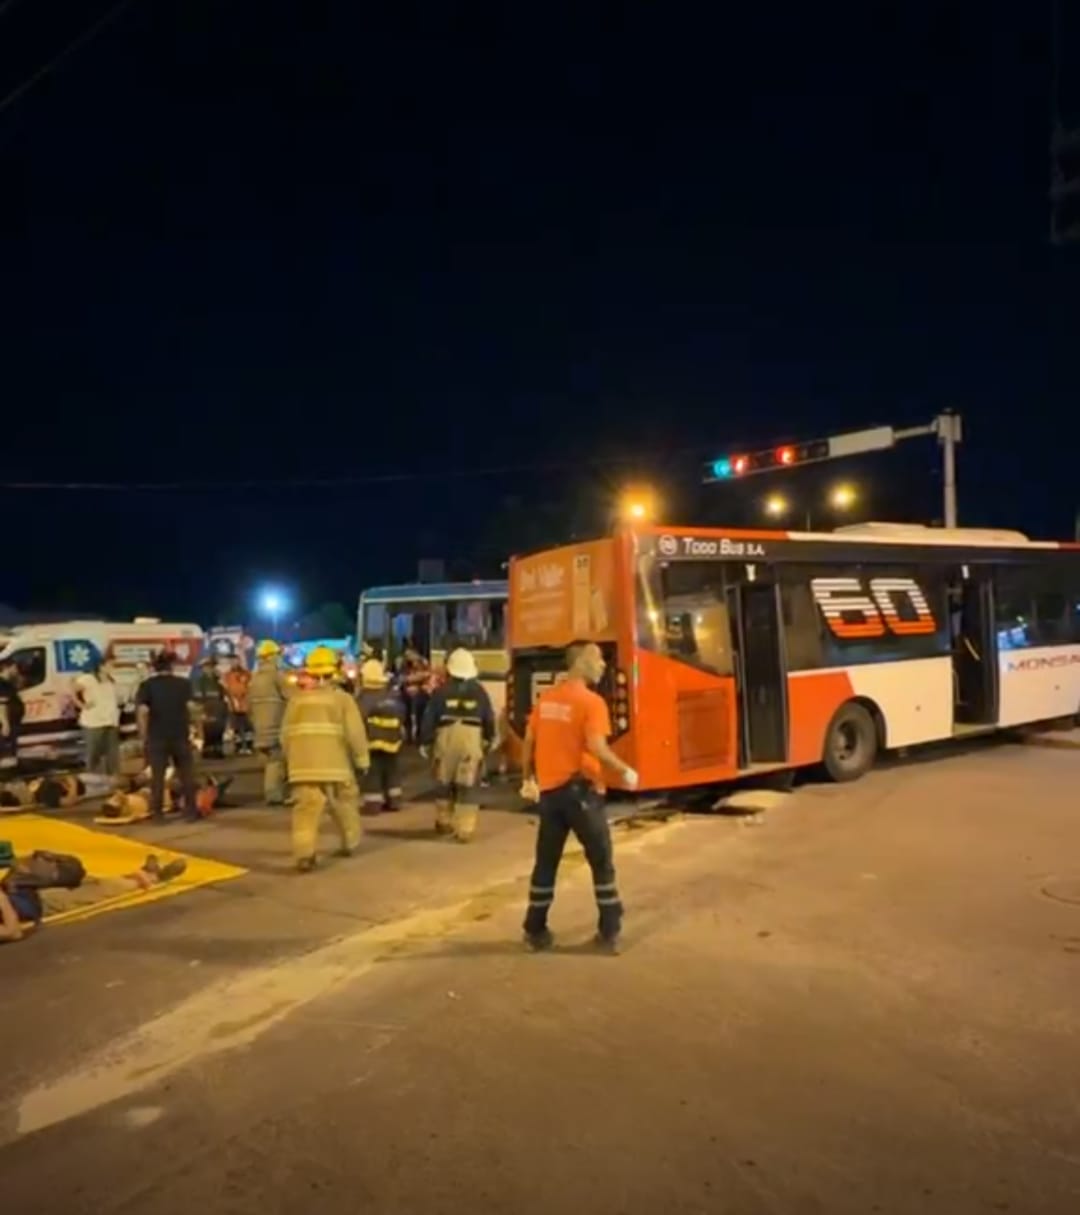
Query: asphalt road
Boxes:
[{"xmin": 3, "ymin": 736, "xmax": 1080, "ymax": 1213}]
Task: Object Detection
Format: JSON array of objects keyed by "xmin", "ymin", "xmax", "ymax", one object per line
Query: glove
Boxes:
[
  {"xmin": 622, "ymin": 767, "xmax": 640, "ymax": 790},
  {"xmin": 519, "ymin": 777, "xmax": 540, "ymax": 803}
]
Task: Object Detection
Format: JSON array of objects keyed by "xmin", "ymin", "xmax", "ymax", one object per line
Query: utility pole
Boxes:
[{"xmin": 705, "ymin": 412, "xmax": 964, "ymax": 528}]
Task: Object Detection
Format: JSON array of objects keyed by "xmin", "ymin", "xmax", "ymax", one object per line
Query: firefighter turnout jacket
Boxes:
[
  {"xmin": 248, "ymin": 659, "xmax": 293, "ymax": 750},
  {"xmin": 420, "ymin": 678, "xmax": 496, "ymax": 749},
  {"xmin": 281, "ymin": 684, "xmax": 370, "ymax": 783},
  {"xmin": 359, "ymin": 688, "xmax": 405, "ymax": 753}
]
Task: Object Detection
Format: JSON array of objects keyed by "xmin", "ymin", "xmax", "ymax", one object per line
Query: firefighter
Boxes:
[
  {"xmin": 248, "ymin": 639, "xmax": 293, "ymax": 805},
  {"xmin": 357, "ymin": 659, "xmax": 405, "ymax": 813},
  {"xmin": 280, "ymin": 645, "xmax": 370, "ymax": 873},
  {"xmin": 519, "ymin": 642, "xmax": 639, "ymax": 954},
  {"xmin": 191, "ymin": 655, "xmax": 227, "ymax": 758},
  {"xmin": 418, "ymin": 648, "xmax": 494, "ymax": 842}
]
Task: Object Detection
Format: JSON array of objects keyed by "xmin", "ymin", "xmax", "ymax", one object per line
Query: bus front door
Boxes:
[{"xmin": 728, "ymin": 581, "xmax": 789, "ymax": 765}]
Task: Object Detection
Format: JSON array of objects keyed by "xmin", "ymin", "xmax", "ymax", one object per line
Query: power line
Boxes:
[
  {"xmin": 0, "ymin": 449, "xmax": 701, "ymax": 493},
  {"xmin": 0, "ymin": 0, "xmax": 141, "ymax": 121}
]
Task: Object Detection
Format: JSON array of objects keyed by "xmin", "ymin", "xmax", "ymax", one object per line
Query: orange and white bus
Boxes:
[{"xmin": 506, "ymin": 522, "xmax": 1080, "ymax": 792}]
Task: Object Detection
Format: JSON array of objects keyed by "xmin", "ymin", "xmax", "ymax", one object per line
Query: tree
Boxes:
[{"xmin": 295, "ymin": 602, "xmax": 354, "ymax": 640}]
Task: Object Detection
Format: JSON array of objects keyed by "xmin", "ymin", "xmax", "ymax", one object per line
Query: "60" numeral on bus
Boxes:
[{"xmin": 810, "ymin": 576, "xmax": 937, "ymax": 640}]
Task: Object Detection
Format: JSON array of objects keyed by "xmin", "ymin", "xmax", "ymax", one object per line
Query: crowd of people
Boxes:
[{"xmin": 3, "ymin": 637, "xmax": 641, "ymax": 955}]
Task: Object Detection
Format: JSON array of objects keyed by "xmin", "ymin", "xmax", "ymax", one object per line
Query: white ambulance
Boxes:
[{"xmin": 0, "ymin": 619, "xmax": 204, "ymax": 761}]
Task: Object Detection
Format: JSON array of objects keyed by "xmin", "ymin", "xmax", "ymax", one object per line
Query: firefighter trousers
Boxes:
[
  {"xmin": 259, "ymin": 745, "xmax": 286, "ymax": 805},
  {"xmin": 291, "ymin": 780, "xmax": 361, "ymax": 862},
  {"xmin": 362, "ymin": 750, "xmax": 402, "ymax": 810},
  {"xmin": 523, "ymin": 778, "xmax": 622, "ymax": 940}
]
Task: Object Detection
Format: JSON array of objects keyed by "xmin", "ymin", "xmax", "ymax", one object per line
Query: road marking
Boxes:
[
  {"xmin": 1, "ymin": 814, "xmax": 244, "ymax": 925},
  {"xmin": 11, "ymin": 815, "xmax": 684, "ymax": 1140}
]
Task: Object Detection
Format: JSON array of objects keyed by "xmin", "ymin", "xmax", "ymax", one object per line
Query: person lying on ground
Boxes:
[{"xmin": 0, "ymin": 853, "xmax": 188, "ymax": 942}]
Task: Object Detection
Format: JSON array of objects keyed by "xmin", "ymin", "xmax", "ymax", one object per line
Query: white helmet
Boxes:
[
  {"xmin": 360, "ymin": 659, "xmax": 388, "ymax": 687},
  {"xmin": 446, "ymin": 648, "xmax": 478, "ymax": 680}
]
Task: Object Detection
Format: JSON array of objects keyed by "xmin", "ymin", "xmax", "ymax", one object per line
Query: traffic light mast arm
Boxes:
[{"xmin": 704, "ymin": 412, "xmax": 961, "ymax": 527}]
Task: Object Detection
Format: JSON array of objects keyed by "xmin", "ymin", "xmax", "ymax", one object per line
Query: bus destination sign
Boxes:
[{"xmin": 655, "ymin": 534, "xmax": 768, "ymax": 560}]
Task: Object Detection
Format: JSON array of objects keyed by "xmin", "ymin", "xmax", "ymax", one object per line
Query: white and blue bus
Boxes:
[{"xmin": 356, "ymin": 580, "xmax": 508, "ymax": 716}]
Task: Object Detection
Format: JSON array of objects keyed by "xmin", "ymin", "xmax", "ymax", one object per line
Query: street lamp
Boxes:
[
  {"xmin": 618, "ymin": 485, "xmax": 659, "ymax": 523},
  {"xmin": 259, "ymin": 589, "xmax": 287, "ymax": 638},
  {"xmin": 830, "ymin": 483, "xmax": 857, "ymax": 511}
]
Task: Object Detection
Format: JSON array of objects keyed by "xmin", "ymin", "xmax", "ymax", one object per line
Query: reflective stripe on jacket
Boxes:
[
  {"xmin": 358, "ymin": 689, "xmax": 405, "ymax": 753},
  {"xmin": 281, "ymin": 685, "xmax": 370, "ymax": 783},
  {"xmin": 419, "ymin": 678, "xmax": 495, "ymax": 748}
]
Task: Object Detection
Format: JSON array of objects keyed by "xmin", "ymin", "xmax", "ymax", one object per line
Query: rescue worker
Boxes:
[
  {"xmin": 248, "ymin": 640, "xmax": 293, "ymax": 805},
  {"xmin": 419, "ymin": 648, "xmax": 494, "ymax": 842},
  {"xmin": 334, "ymin": 655, "xmax": 357, "ymax": 696},
  {"xmin": 280, "ymin": 645, "xmax": 370, "ymax": 873},
  {"xmin": 0, "ymin": 659, "xmax": 25, "ymax": 774},
  {"xmin": 191, "ymin": 655, "xmax": 227, "ymax": 759},
  {"xmin": 357, "ymin": 659, "xmax": 405, "ymax": 813},
  {"xmin": 519, "ymin": 642, "xmax": 639, "ymax": 954}
]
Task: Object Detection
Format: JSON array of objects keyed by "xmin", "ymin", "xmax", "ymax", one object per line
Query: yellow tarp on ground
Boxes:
[{"xmin": 0, "ymin": 814, "xmax": 246, "ymax": 926}]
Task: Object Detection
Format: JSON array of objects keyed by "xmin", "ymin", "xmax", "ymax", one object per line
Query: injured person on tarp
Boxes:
[{"xmin": 0, "ymin": 849, "xmax": 188, "ymax": 942}]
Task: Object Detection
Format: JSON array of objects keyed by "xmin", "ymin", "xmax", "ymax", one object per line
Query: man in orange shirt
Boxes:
[{"xmin": 519, "ymin": 641, "xmax": 639, "ymax": 953}]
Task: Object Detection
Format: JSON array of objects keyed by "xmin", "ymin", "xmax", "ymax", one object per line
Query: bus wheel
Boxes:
[{"xmin": 823, "ymin": 702, "xmax": 878, "ymax": 783}]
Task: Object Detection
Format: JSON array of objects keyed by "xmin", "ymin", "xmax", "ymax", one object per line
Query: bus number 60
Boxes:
[{"xmin": 810, "ymin": 576, "xmax": 937, "ymax": 640}]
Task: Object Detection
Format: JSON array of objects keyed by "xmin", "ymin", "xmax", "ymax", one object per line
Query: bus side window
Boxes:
[
  {"xmin": 1033, "ymin": 588, "xmax": 1070, "ymax": 644},
  {"xmin": 995, "ymin": 566, "xmax": 1071, "ymax": 649},
  {"xmin": 488, "ymin": 601, "xmax": 506, "ymax": 648},
  {"xmin": 779, "ymin": 580, "xmax": 824, "ymax": 670}
]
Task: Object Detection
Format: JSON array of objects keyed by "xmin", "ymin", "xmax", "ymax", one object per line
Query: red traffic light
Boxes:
[
  {"xmin": 732, "ymin": 455, "xmax": 749, "ymax": 475},
  {"xmin": 776, "ymin": 446, "xmax": 795, "ymax": 466}
]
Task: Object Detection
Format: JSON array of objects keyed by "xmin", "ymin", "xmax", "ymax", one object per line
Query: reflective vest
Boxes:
[{"xmin": 359, "ymin": 688, "xmax": 405, "ymax": 754}]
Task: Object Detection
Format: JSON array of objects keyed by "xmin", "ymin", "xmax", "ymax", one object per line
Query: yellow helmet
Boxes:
[
  {"xmin": 257, "ymin": 639, "xmax": 282, "ymax": 659},
  {"xmin": 305, "ymin": 645, "xmax": 339, "ymax": 678}
]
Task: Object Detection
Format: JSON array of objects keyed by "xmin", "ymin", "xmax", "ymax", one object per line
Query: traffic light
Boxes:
[{"xmin": 704, "ymin": 438, "xmax": 830, "ymax": 482}]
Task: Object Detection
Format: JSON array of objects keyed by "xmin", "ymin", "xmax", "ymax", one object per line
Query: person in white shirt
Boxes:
[{"xmin": 74, "ymin": 658, "xmax": 121, "ymax": 776}]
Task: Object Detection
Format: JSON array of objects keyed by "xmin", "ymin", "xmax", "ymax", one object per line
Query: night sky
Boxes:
[{"xmin": 1, "ymin": 2, "xmax": 1076, "ymax": 627}]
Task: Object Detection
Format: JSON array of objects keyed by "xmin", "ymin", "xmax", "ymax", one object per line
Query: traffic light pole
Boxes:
[
  {"xmin": 706, "ymin": 411, "xmax": 963, "ymax": 528},
  {"xmin": 893, "ymin": 412, "xmax": 962, "ymax": 528}
]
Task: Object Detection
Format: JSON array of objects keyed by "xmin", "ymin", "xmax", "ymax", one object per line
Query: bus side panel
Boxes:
[
  {"xmin": 786, "ymin": 670, "xmax": 855, "ymax": 765},
  {"xmin": 632, "ymin": 648, "xmax": 740, "ymax": 789},
  {"xmin": 789, "ymin": 657, "xmax": 954, "ymax": 756},
  {"xmin": 997, "ymin": 645, "xmax": 1080, "ymax": 726}
]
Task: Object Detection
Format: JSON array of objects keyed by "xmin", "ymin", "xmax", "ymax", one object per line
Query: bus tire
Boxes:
[{"xmin": 822, "ymin": 701, "xmax": 878, "ymax": 783}]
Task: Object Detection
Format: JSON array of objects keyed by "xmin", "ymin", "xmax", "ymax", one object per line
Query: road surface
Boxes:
[{"xmin": 2, "ymin": 736, "xmax": 1079, "ymax": 1213}]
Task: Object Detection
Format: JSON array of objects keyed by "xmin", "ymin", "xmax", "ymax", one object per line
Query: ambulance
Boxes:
[{"xmin": 0, "ymin": 618, "xmax": 204, "ymax": 761}]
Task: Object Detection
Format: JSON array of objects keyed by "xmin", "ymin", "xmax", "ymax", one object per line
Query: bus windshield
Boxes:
[{"xmin": 637, "ymin": 554, "xmax": 735, "ymax": 675}]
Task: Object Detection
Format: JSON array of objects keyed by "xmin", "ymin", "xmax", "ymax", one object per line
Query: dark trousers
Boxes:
[
  {"xmin": 404, "ymin": 694, "xmax": 427, "ymax": 743},
  {"xmin": 148, "ymin": 736, "xmax": 198, "ymax": 819},
  {"xmin": 523, "ymin": 779, "xmax": 622, "ymax": 940},
  {"xmin": 229, "ymin": 711, "xmax": 252, "ymax": 753},
  {"xmin": 362, "ymin": 750, "xmax": 403, "ymax": 809}
]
